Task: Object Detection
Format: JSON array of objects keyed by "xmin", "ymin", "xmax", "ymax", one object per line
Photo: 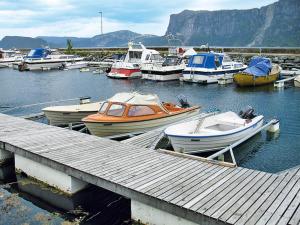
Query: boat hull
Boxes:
[
  {"xmin": 142, "ymin": 72, "xmax": 181, "ymax": 81},
  {"xmin": 234, "ymin": 71, "xmax": 280, "ymax": 87},
  {"xmin": 182, "ymin": 68, "xmax": 245, "ymax": 84},
  {"xmin": 43, "ymin": 110, "xmax": 98, "ymax": 126},
  {"xmin": 84, "ymin": 109, "xmax": 200, "ymax": 137},
  {"xmin": 166, "ymin": 117, "xmax": 264, "ymax": 154},
  {"xmin": 294, "ymin": 76, "xmax": 300, "ymax": 87},
  {"xmin": 107, "ymin": 68, "xmax": 141, "ymax": 79}
]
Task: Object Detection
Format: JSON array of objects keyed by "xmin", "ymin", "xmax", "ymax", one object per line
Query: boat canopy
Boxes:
[
  {"xmin": 187, "ymin": 53, "xmax": 223, "ymax": 68},
  {"xmin": 244, "ymin": 57, "xmax": 272, "ymax": 77},
  {"xmin": 108, "ymin": 92, "xmax": 162, "ymax": 106},
  {"xmin": 26, "ymin": 48, "xmax": 50, "ymax": 59}
]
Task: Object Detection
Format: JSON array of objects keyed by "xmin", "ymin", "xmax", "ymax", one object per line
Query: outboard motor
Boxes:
[
  {"xmin": 239, "ymin": 106, "xmax": 256, "ymax": 119},
  {"xmin": 177, "ymin": 94, "xmax": 190, "ymax": 108}
]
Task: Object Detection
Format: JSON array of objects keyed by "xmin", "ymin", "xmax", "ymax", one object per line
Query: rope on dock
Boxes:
[{"xmin": 0, "ymin": 97, "xmax": 81, "ymax": 113}]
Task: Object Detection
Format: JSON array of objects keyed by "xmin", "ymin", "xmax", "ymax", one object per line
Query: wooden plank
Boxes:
[
  {"xmin": 238, "ymin": 168, "xmax": 300, "ymax": 225},
  {"xmin": 267, "ymin": 178, "xmax": 300, "ymax": 225},
  {"xmin": 211, "ymin": 173, "xmax": 273, "ymax": 221},
  {"xmin": 140, "ymin": 161, "xmax": 210, "ymax": 194},
  {"xmin": 184, "ymin": 167, "xmax": 245, "ymax": 209},
  {"xmin": 154, "ymin": 165, "xmax": 220, "ymax": 200},
  {"xmin": 287, "ymin": 193, "xmax": 300, "ymax": 225},
  {"xmin": 193, "ymin": 169, "xmax": 256, "ymax": 213},
  {"xmin": 133, "ymin": 159, "xmax": 201, "ymax": 191},
  {"xmin": 170, "ymin": 167, "xmax": 231, "ymax": 206},
  {"xmin": 121, "ymin": 157, "xmax": 194, "ymax": 187},
  {"xmin": 253, "ymin": 169, "xmax": 300, "ymax": 225}
]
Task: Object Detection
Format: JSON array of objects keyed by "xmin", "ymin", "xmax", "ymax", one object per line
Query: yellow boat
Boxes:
[{"xmin": 234, "ymin": 57, "xmax": 281, "ymax": 87}]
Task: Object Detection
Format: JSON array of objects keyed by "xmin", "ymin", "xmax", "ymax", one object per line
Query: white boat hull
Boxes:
[
  {"xmin": 165, "ymin": 116, "xmax": 264, "ymax": 153},
  {"xmin": 43, "ymin": 102, "xmax": 102, "ymax": 126},
  {"xmin": 65, "ymin": 62, "xmax": 88, "ymax": 69},
  {"xmin": 294, "ymin": 76, "xmax": 300, "ymax": 87},
  {"xmin": 84, "ymin": 109, "xmax": 200, "ymax": 137},
  {"xmin": 142, "ymin": 73, "xmax": 181, "ymax": 81}
]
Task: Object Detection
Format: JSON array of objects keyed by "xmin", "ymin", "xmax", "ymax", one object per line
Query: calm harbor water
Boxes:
[{"xmin": 0, "ymin": 67, "xmax": 300, "ymax": 223}]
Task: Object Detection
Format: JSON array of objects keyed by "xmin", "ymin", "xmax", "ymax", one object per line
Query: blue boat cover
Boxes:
[
  {"xmin": 244, "ymin": 57, "xmax": 272, "ymax": 77},
  {"xmin": 26, "ymin": 48, "xmax": 50, "ymax": 59},
  {"xmin": 187, "ymin": 53, "xmax": 223, "ymax": 69}
]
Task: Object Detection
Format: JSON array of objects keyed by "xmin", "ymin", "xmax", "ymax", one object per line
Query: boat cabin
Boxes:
[
  {"xmin": 83, "ymin": 92, "xmax": 194, "ymax": 123},
  {"xmin": 0, "ymin": 49, "xmax": 19, "ymax": 59},
  {"xmin": 26, "ymin": 48, "xmax": 50, "ymax": 59},
  {"xmin": 162, "ymin": 56, "xmax": 182, "ymax": 66},
  {"xmin": 124, "ymin": 42, "xmax": 162, "ymax": 64}
]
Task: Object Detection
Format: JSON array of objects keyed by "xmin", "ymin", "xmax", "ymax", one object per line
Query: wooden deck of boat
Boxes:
[{"xmin": 0, "ymin": 113, "xmax": 299, "ymax": 225}]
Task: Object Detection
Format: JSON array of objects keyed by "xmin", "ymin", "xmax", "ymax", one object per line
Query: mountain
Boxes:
[
  {"xmin": 39, "ymin": 30, "xmax": 167, "ymax": 48},
  {"xmin": 166, "ymin": 0, "xmax": 300, "ymax": 47},
  {"xmin": 0, "ymin": 36, "xmax": 48, "ymax": 49},
  {"xmin": 1, "ymin": 0, "xmax": 299, "ymax": 48}
]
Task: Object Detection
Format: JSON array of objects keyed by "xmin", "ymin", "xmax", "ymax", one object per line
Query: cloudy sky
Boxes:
[{"xmin": 0, "ymin": 0, "xmax": 277, "ymax": 39}]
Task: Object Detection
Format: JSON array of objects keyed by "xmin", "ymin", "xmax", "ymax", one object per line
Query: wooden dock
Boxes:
[{"xmin": 0, "ymin": 113, "xmax": 299, "ymax": 225}]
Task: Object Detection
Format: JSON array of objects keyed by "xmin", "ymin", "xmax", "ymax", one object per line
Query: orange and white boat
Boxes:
[
  {"xmin": 82, "ymin": 92, "xmax": 200, "ymax": 137},
  {"xmin": 107, "ymin": 42, "xmax": 162, "ymax": 79}
]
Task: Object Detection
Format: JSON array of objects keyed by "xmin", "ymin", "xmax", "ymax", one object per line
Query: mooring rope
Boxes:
[{"xmin": 0, "ymin": 97, "xmax": 81, "ymax": 113}]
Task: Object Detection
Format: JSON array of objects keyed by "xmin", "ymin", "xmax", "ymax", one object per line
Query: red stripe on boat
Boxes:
[{"xmin": 110, "ymin": 68, "xmax": 140, "ymax": 76}]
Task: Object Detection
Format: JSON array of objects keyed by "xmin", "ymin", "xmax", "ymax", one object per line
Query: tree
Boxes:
[{"xmin": 66, "ymin": 39, "xmax": 73, "ymax": 54}]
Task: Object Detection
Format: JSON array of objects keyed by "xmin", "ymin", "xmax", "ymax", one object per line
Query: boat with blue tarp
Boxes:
[
  {"xmin": 182, "ymin": 52, "xmax": 247, "ymax": 84},
  {"xmin": 19, "ymin": 48, "xmax": 84, "ymax": 71},
  {"xmin": 234, "ymin": 56, "xmax": 281, "ymax": 86}
]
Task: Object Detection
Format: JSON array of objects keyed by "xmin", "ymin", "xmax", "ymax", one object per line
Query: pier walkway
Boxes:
[{"xmin": 0, "ymin": 113, "xmax": 299, "ymax": 225}]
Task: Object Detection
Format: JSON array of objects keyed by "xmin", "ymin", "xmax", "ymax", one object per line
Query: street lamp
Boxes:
[{"xmin": 99, "ymin": 11, "xmax": 103, "ymax": 35}]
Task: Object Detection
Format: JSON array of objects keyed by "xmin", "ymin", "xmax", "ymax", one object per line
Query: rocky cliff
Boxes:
[{"xmin": 166, "ymin": 0, "xmax": 300, "ymax": 47}]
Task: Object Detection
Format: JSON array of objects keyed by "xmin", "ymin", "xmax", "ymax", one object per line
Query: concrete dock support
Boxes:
[
  {"xmin": 0, "ymin": 146, "xmax": 13, "ymax": 163},
  {"xmin": 131, "ymin": 200, "xmax": 199, "ymax": 225},
  {"xmin": 15, "ymin": 155, "xmax": 88, "ymax": 194}
]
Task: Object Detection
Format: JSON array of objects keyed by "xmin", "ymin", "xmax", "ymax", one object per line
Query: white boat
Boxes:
[
  {"xmin": 182, "ymin": 52, "xmax": 247, "ymax": 84},
  {"xmin": 20, "ymin": 48, "xmax": 84, "ymax": 71},
  {"xmin": 64, "ymin": 61, "xmax": 88, "ymax": 70},
  {"xmin": 82, "ymin": 92, "xmax": 200, "ymax": 137},
  {"xmin": 0, "ymin": 49, "xmax": 23, "ymax": 68},
  {"xmin": 281, "ymin": 68, "xmax": 300, "ymax": 77},
  {"xmin": 165, "ymin": 108, "xmax": 264, "ymax": 154},
  {"xmin": 141, "ymin": 56, "xmax": 185, "ymax": 81},
  {"xmin": 294, "ymin": 75, "xmax": 300, "ymax": 87},
  {"xmin": 107, "ymin": 42, "xmax": 163, "ymax": 79},
  {"xmin": 42, "ymin": 98, "xmax": 102, "ymax": 126}
]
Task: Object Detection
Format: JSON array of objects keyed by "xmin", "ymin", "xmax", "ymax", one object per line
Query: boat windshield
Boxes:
[
  {"xmin": 129, "ymin": 51, "xmax": 142, "ymax": 62},
  {"xmin": 150, "ymin": 54, "xmax": 163, "ymax": 61},
  {"xmin": 128, "ymin": 105, "xmax": 155, "ymax": 117},
  {"xmin": 99, "ymin": 102, "xmax": 109, "ymax": 113},
  {"xmin": 107, "ymin": 103, "xmax": 126, "ymax": 117}
]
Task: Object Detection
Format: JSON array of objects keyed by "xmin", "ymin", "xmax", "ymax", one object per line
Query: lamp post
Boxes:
[{"xmin": 99, "ymin": 11, "xmax": 103, "ymax": 35}]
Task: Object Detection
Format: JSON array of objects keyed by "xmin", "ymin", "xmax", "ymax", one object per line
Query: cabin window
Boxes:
[
  {"xmin": 128, "ymin": 105, "xmax": 155, "ymax": 117},
  {"xmin": 107, "ymin": 104, "xmax": 125, "ymax": 117},
  {"xmin": 145, "ymin": 54, "xmax": 150, "ymax": 60},
  {"xmin": 99, "ymin": 102, "xmax": 109, "ymax": 113},
  {"xmin": 192, "ymin": 56, "xmax": 204, "ymax": 64},
  {"xmin": 150, "ymin": 54, "xmax": 163, "ymax": 61}
]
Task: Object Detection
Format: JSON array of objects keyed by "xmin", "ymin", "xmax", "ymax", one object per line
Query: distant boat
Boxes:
[
  {"xmin": 234, "ymin": 57, "xmax": 281, "ymax": 86},
  {"xmin": 80, "ymin": 67, "xmax": 90, "ymax": 72},
  {"xmin": 165, "ymin": 108, "xmax": 264, "ymax": 154},
  {"xmin": 19, "ymin": 48, "xmax": 84, "ymax": 71},
  {"xmin": 82, "ymin": 92, "xmax": 200, "ymax": 137},
  {"xmin": 0, "ymin": 48, "xmax": 23, "ymax": 68},
  {"xmin": 281, "ymin": 68, "xmax": 300, "ymax": 77},
  {"xmin": 107, "ymin": 42, "xmax": 163, "ymax": 79},
  {"xmin": 182, "ymin": 52, "xmax": 247, "ymax": 84},
  {"xmin": 64, "ymin": 61, "xmax": 88, "ymax": 70},
  {"xmin": 141, "ymin": 56, "xmax": 185, "ymax": 81},
  {"xmin": 294, "ymin": 75, "xmax": 300, "ymax": 87}
]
